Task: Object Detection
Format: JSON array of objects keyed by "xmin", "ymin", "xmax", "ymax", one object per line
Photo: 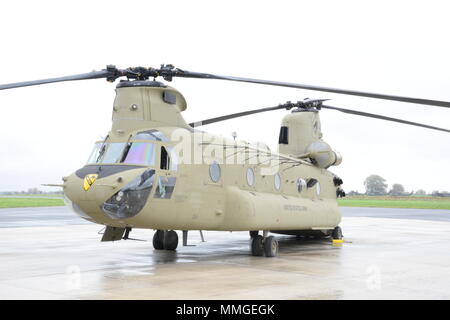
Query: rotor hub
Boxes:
[{"xmin": 116, "ymin": 80, "xmax": 167, "ymax": 89}]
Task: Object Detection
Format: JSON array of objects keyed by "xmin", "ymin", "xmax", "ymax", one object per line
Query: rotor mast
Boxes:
[{"xmin": 110, "ymin": 81, "xmax": 190, "ymax": 137}]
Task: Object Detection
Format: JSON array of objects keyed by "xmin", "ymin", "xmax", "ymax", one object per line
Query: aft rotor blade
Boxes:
[
  {"xmin": 321, "ymin": 105, "xmax": 450, "ymax": 133},
  {"xmin": 189, "ymin": 104, "xmax": 289, "ymax": 127},
  {"xmin": 189, "ymin": 100, "xmax": 450, "ymax": 133},
  {"xmin": 0, "ymin": 70, "xmax": 110, "ymax": 90},
  {"xmin": 172, "ymin": 70, "xmax": 450, "ymax": 108}
]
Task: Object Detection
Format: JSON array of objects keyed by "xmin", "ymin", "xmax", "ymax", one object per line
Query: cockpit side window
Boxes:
[
  {"xmin": 160, "ymin": 146, "xmax": 178, "ymax": 171},
  {"xmin": 279, "ymin": 126, "xmax": 289, "ymax": 144},
  {"xmin": 160, "ymin": 146, "xmax": 170, "ymax": 170},
  {"xmin": 87, "ymin": 143, "xmax": 102, "ymax": 164},
  {"xmin": 101, "ymin": 143, "xmax": 127, "ymax": 163},
  {"xmin": 154, "ymin": 176, "xmax": 177, "ymax": 199}
]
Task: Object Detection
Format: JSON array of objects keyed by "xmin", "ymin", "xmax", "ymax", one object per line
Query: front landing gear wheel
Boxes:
[
  {"xmin": 332, "ymin": 226, "xmax": 343, "ymax": 240},
  {"xmin": 251, "ymin": 235, "xmax": 264, "ymax": 256},
  {"xmin": 152, "ymin": 230, "xmax": 164, "ymax": 250},
  {"xmin": 264, "ymin": 236, "xmax": 279, "ymax": 257},
  {"xmin": 164, "ymin": 230, "xmax": 179, "ymax": 250}
]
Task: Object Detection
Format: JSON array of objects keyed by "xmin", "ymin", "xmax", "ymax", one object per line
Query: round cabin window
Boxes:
[
  {"xmin": 274, "ymin": 173, "xmax": 281, "ymax": 191},
  {"xmin": 246, "ymin": 168, "xmax": 255, "ymax": 186},
  {"xmin": 297, "ymin": 178, "xmax": 306, "ymax": 193},
  {"xmin": 209, "ymin": 161, "xmax": 221, "ymax": 182}
]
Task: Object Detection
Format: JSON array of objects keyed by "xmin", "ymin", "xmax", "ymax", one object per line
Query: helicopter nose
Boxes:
[{"xmin": 63, "ymin": 165, "xmax": 148, "ymax": 224}]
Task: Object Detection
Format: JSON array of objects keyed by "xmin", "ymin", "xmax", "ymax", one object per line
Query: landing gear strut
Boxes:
[
  {"xmin": 250, "ymin": 231, "xmax": 279, "ymax": 257},
  {"xmin": 152, "ymin": 230, "xmax": 179, "ymax": 250}
]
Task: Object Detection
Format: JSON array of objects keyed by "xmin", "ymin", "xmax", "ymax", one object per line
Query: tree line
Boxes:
[
  {"xmin": 347, "ymin": 174, "xmax": 450, "ymax": 197},
  {"xmin": 0, "ymin": 188, "xmax": 63, "ymax": 195}
]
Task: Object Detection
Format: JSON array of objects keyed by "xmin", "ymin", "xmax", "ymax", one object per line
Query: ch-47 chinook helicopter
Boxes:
[{"xmin": 1, "ymin": 64, "xmax": 449, "ymax": 257}]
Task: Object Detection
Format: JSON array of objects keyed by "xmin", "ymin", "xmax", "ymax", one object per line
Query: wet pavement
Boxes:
[
  {"xmin": 343, "ymin": 206, "xmax": 450, "ymax": 222},
  {"xmin": 0, "ymin": 206, "xmax": 89, "ymax": 228},
  {"xmin": 1, "ymin": 205, "xmax": 449, "ymax": 229},
  {"xmin": 0, "ymin": 206, "xmax": 450, "ymax": 299}
]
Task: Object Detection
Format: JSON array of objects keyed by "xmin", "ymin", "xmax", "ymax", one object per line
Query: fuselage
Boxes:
[{"xmin": 64, "ymin": 126, "xmax": 341, "ymax": 232}]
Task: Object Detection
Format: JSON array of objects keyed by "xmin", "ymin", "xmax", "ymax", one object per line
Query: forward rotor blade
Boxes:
[
  {"xmin": 3, "ymin": 64, "xmax": 450, "ymax": 110},
  {"xmin": 0, "ymin": 70, "xmax": 110, "ymax": 90},
  {"xmin": 173, "ymin": 70, "xmax": 450, "ymax": 108},
  {"xmin": 321, "ymin": 105, "xmax": 450, "ymax": 133},
  {"xmin": 189, "ymin": 104, "xmax": 288, "ymax": 127}
]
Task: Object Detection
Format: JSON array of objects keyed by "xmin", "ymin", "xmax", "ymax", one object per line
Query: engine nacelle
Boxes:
[{"xmin": 306, "ymin": 141, "xmax": 342, "ymax": 168}]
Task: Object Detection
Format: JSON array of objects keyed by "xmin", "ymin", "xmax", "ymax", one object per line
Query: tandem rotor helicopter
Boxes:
[{"xmin": 1, "ymin": 65, "xmax": 449, "ymax": 257}]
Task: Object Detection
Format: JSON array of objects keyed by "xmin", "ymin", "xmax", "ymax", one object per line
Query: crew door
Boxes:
[{"xmin": 154, "ymin": 146, "xmax": 178, "ymax": 199}]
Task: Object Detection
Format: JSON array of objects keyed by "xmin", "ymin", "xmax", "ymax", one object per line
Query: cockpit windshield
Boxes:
[
  {"xmin": 102, "ymin": 142, "xmax": 127, "ymax": 163},
  {"xmin": 87, "ymin": 142, "xmax": 126, "ymax": 164},
  {"xmin": 86, "ymin": 130, "xmax": 170, "ymax": 166},
  {"xmin": 123, "ymin": 142, "xmax": 156, "ymax": 165},
  {"xmin": 87, "ymin": 142, "xmax": 157, "ymax": 166}
]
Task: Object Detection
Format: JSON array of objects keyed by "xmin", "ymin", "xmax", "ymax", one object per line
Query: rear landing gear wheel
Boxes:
[
  {"xmin": 163, "ymin": 230, "xmax": 179, "ymax": 250},
  {"xmin": 332, "ymin": 226, "xmax": 343, "ymax": 240},
  {"xmin": 264, "ymin": 236, "xmax": 278, "ymax": 257},
  {"xmin": 251, "ymin": 235, "xmax": 264, "ymax": 256},
  {"xmin": 152, "ymin": 230, "xmax": 164, "ymax": 250}
]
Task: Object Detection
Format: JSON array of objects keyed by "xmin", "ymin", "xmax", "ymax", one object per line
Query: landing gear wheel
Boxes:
[
  {"xmin": 251, "ymin": 235, "xmax": 264, "ymax": 256},
  {"xmin": 249, "ymin": 231, "xmax": 259, "ymax": 238},
  {"xmin": 332, "ymin": 226, "xmax": 343, "ymax": 240},
  {"xmin": 152, "ymin": 230, "xmax": 164, "ymax": 250},
  {"xmin": 163, "ymin": 230, "xmax": 179, "ymax": 250},
  {"xmin": 264, "ymin": 236, "xmax": 278, "ymax": 257}
]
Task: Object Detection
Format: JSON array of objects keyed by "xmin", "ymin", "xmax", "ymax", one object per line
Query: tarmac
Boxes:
[{"xmin": 0, "ymin": 206, "xmax": 449, "ymax": 299}]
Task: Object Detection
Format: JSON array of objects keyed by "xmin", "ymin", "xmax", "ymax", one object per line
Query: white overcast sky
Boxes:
[{"xmin": 0, "ymin": 0, "xmax": 449, "ymax": 193}]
